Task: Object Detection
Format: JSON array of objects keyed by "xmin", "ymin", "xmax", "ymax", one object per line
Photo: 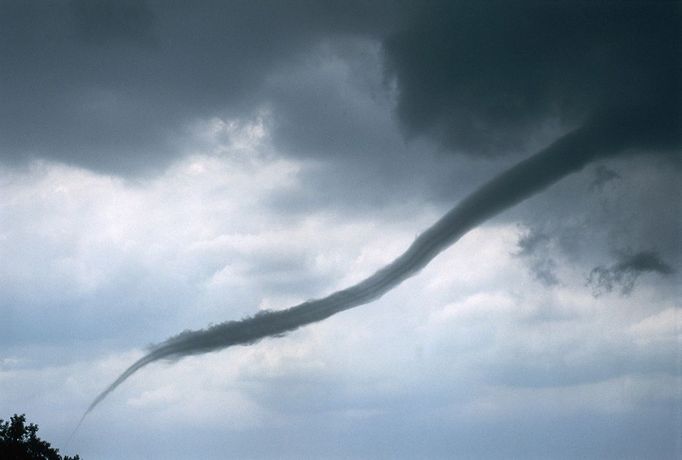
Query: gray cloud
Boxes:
[
  {"xmin": 514, "ymin": 228, "xmax": 559, "ymax": 286},
  {"xmin": 588, "ymin": 251, "xmax": 675, "ymax": 296},
  {"xmin": 0, "ymin": 0, "xmax": 402, "ymax": 175},
  {"xmin": 384, "ymin": 1, "xmax": 681, "ymax": 156},
  {"xmin": 3, "ymin": 1, "xmax": 678, "ymax": 178},
  {"xmin": 589, "ymin": 165, "xmax": 621, "ymax": 191}
]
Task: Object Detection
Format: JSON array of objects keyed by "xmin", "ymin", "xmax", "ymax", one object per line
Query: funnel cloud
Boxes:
[{"xmin": 85, "ymin": 106, "xmax": 676, "ymax": 415}]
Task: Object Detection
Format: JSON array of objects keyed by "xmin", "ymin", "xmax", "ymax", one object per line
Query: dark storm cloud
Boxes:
[
  {"xmin": 384, "ymin": 1, "xmax": 681, "ymax": 156},
  {"xmin": 2, "ymin": 1, "xmax": 678, "ymax": 175},
  {"xmin": 587, "ymin": 251, "xmax": 675, "ymax": 296},
  {"xmin": 379, "ymin": 1, "xmax": 680, "ymax": 285},
  {"xmin": 0, "ymin": 0, "xmax": 403, "ymax": 174}
]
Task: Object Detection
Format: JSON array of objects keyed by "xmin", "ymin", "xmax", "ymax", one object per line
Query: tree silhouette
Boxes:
[{"xmin": 0, "ymin": 414, "xmax": 80, "ymax": 460}]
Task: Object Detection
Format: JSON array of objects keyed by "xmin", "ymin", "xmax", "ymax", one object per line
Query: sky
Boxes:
[{"xmin": 0, "ymin": 1, "xmax": 680, "ymax": 459}]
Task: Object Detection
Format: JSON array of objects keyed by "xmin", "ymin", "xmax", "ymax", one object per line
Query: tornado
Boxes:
[{"xmin": 83, "ymin": 106, "xmax": 677, "ymax": 417}]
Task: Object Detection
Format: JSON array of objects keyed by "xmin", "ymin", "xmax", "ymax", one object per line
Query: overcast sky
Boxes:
[{"xmin": 1, "ymin": 1, "xmax": 680, "ymax": 459}]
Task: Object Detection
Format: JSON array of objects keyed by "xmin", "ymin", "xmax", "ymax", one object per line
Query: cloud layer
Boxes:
[
  {"xmin": 3, "ymin": 1, "xmax": 678, "ymax": 173},
  {"xmin": 0, "ymin": 0, "xmax": 402, "ymax": 174},
  {"xmin": 385, "ymin": 1, "xmax": 681, "ymax": 155},
  {"xmin": 1, "ymin": 1, "xmax": 680, "ymax": 458}
]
